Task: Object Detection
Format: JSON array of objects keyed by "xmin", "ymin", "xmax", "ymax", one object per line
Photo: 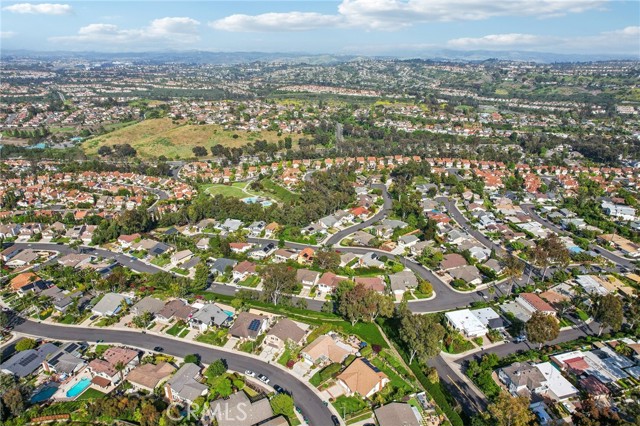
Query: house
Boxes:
[
  {"xmin": 445, "ymin": 309, "xmax": 488, "ymax": 337},
  {"xmin": 265, "ymin": 318, "xmax": 306, "ymax": 350},
  {"xmin": 210, "ymin": 258, "xmax": 238, "ymax": 276},
  {"xmin": 388, "ymin": 271, "xmax": 418, "ymax": 296},
  {"xmin": 471, "ymin": 307, "xmax": 509, "ymax": 331},
  {"xmin": 229, "ymin": 242, "xmax": 253, "ymax": 253},
  {"xmin": 171, "ymin": 249, "xmax": 193, "ymax": 265},
  {"xmin": 1, "ymin": 343, "xmax": 58, "ymax": 378},
  {"xmin": 273, "ymin": 249, "xmax": 298, "ymax": 263},
  {"xmin": 297, "ymin": 247, "xmax": 315, "ymax": 264},
  {"xmin": 196, "ymin": 238, "xmax": 210, "ymax": 250},
  {"xmin": 498, "ymin": 362, "xmax": 547, "ymax": 398},
  {"xmin": 228, "ymin": 312, "xmax": 269, "ymax": 340},
  {"xmin": 354, "ymin": 276, "xmax": 386, "ymax": 292},
  {"xmin": 317, "ymin": 272, "xmax": 346, "ymax": 293},
  {"xmin": 296, "ymin": 269, "xmax": 320, "ymax": 287},
  {"xmin": 189, "ymin": 303, "xmax": 232, "ymax": 332},
  {"xmin": 117, "ymin": 233, "xmax": 140, "ymax": 248},
  {"xmin": 6, "ymin": 249, "xmax": 40, "ymax": 267},
  {"xmin": 88, "ymin": 347, "xmax": 139, "ymax": 385},
  {"xmin": 10, "ymin": 272, "xmax": 47, "ymax": 295},
  {"xmin": 127, "ymin": 362, "xmax": 176, "ymax": 392},
  {"xmin": 358, "ymin": 252, "xmax": 385, "ymax": 269},
  {"xmin": 232, "ymin": 261, "xmax": 257, "ymax": 282},
  {"xmin": 535, "ymin": 362, "xmax": 579, "ymax": 401},
  {"xmin": 351, "ymin": 231, "xmax": 375, "ymax": 246},
  {"xmin": 339, "ymin": 252, "xmax": 358, "ymax": 267},
  {"xmin": 131, "ymin": 296, "xmax": 165, "ymax": 316},
  {"xmin": 156, "ymin": 299, "xmax": 197, "ymax": 323},
  {"xmin": 483, "ymin": 259, "xmax": 504, "ymax": 275},
  {"xmin": 91, "ymin": 293, "xmax": 131, "ymax": 317},
  {"xmin": 398, "ymin": 234, "xmax": 419, "ymax": 248},
  {"xmin": 42, "ymin": 342, "xmax": 86, "ymax": 376},
  {"xmin": 217, "ymin": 219, "xmax": 243, "ymax": 233},
  {"xmin": 249, "ymin": 242, "xmax": 275, "ymax": 259},
  {"xmin": 337, "ymin": 358, "xmax": 389, "ymax": 398},
  {"xmin": 468, "ymin": 246, "xmax": 491, "ymax": 262},
  {"xmin": 165, "ymin": 363, "xmax": 208, "ymax": 404},
  {"xmin": 440, "ymin": 253, "xmax": 467, "ymax": 270},
  {"xmin": 210, "ymin": 391, "xmax": 276, "ymax": 426},
  {"xmin": 301, "ymin": 334, "xmax": 355, "ymax": 365},
  {"xmin": 57, "ymin": 253, "xmax": 94, "ymax": 269},
  {"xmin": 449, "ymin": 265, "xmax": 483, "ymax": 285},
  {"xmin": 375, "ymin": 402, "xmax": 422, "ymax": 426},
  {"xmin": 517, "ymin": 293, "xmax": 556, "ymax": 316}
]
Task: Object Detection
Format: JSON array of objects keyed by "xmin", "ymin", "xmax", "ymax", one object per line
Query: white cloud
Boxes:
[
  {"xmin": 446, "ymin": 26, "xmax": 640, "ymax": 54},
  {"xmin": 210, "ymin": 0, "xmax": 606, "ymax": 32},
  {"xmin": 210, "ymin": 12, "xmax": 343, "ymax": 32},
  {"xmin": 448, "ymin": 33, "xmax": 549, "ymax": 48},
  {"xmin": 51, "ymin": 17, "xmax": 201, "ymax": 47},
  {"xmin": 3, "ymin": 3, "xmax": 72, "ymax": 15},
  {"xmin": 1, "ymin": 31, "xmax": 17, "ymax": 39}
]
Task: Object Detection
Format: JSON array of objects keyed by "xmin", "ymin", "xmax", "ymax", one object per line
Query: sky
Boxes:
[{"xmin": 1, "ymin": 1, "xmax": 639, "ymax": 57}]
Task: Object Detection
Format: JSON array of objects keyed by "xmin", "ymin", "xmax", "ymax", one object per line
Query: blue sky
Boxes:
[{"xmin": 1, "ymin": 1, "xmax": 639, "ymax": 56}]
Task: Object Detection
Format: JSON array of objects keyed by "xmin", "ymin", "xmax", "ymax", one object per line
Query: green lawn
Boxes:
[
  {"xmin": 178, "ymin": 329, "xmax": 190, "ymax": 338},
  {"xmin": 201, "ymin": 182, "xmax": 252, "ymax": 198},
  {"xmin": 576, "ymin": 309, "xmax": 589, "ymax": 321},
  {"xmin": 332, "ymin": 395, "xmax": 369, "ymax": 418},
  {"xmin": 260, "ymin": 178, "xmax": 300, "ymax": 203},
  {"xmin": 76, "ymin": 388, "xmax": 106, "ymax": 400},
  {"xmin": 151, "ymin": 256, "xmax": 171, "ymax": 267},
  {"xmin": 238, "ymin": 275, "xmax": 261, "ymax": 288},
  {"xmin": 166, "ymin": 321, "xmax": 187, "ymax": 336},
  {"xmin": 196, "ymin": 329, "xmax": 229, "ymax": 346}
]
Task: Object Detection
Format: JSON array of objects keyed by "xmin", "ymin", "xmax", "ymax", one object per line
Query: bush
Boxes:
[
  {"xmin": 360, "ymin": 345, "xmax": 373, "ymax": 357},
  {"xmin": 319, "ymin": 363, "xmax": 343, "ymax": 381}
]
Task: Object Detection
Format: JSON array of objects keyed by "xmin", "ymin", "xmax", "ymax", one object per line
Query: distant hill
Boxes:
[{"xmin": 2, "ymin": 49, "xmax": 637, "ymax": 65}]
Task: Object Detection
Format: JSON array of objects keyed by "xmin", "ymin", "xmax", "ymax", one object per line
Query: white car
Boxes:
[
  {"xmin": 244, "ymin": 370, "xmax": 256, "ymax": 378},
  {"xmin": 258, "ymin": 374, "xmax": 270, "ymax": 384}
]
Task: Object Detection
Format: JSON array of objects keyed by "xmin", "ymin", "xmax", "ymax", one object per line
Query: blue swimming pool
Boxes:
[
  {"xmin": 31, "ymin": 385, "xmax": 58, "ymax": 403},
  {"xmin": 66, "ymin": 378, "xmax": 91, "ymax": 398}
]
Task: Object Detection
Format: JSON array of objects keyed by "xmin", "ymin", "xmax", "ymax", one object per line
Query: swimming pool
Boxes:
[
  {"xmin": 31, "ymin": 385, "xmax": 58, "ymax": 403},
  {"xmin": 66, "ymin": 378, "xmax": 91, "ymax": 398}
]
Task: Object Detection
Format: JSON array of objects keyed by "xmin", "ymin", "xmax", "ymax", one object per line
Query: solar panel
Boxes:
[
  {"xmin": 248, "ymin": 319, "xmax": 261, "ymax": 332},
  {"xmin": 19, "ymin": 353, "xmax": 38, "ymax": 367}
]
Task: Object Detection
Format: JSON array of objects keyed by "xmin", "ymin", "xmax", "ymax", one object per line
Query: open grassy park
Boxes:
[{"xmin": 83, "ymin": 118, "xmax": 299, "ymax": 159}]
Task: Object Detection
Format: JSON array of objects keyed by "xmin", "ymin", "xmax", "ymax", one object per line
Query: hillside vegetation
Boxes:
[{"xmin": 83, "ymin": 118, "xmax": 297, "ymax": 159}]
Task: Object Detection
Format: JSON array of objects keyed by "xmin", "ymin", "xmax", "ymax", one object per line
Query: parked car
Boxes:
[
  {"xmin": 331, "ymin": 415, "xmax": 341, "ymax": 426},
  {"xmin": 514, "ymin": 335, "xmax": 527, "ymax": 343},
  {"xmin": 153, "ymin": 346, "xmax": 163, "ymax": 352},
  {"xmin": 244, "ymin": 370, "xmax": 256, "ymax": 377},
  {"xmin": 258, "ymin": 374, "xmax": 270, "ymax": 384},
  {"xmin": 273, "ymin": 384, "xmax": 284, "ymax": 393}
]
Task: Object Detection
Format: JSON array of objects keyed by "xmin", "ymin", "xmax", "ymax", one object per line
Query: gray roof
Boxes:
[
  {"xmin": 375, "ymin": 402, "xmax": 421, "ymax": 426},
  {"xmin": 190, "ymin": 304, "xmax": 231, "ymax": 327},
  {"xmin": 45, "ymin": 342, "xmax": 86, "ymax": 374},
  {"xmin": 211, "ymin": 391, "xmax": 274, "ymax": 426},
  {"xmin": 388, "ymin": 271, "xmax": 418, "ymax": 291},
  {"xmin": 167, "ymin": 363, "xmax": 208, "ymax": 402},
  {"xmin": 211, "ymin": 258, "xmax": 238, "ymax": 274},
  {"xmin": 0, "ymin": 343, "xmax": 58, "ymax": 378},
  {"xmin": 132, "ymin": 296, "xmax": 166, "ymax": 315},
  {"xmin": 449, "ymin": 265, "xmax": 482, "ymax": 283},
  {"xmin": 267, "ymin": 318, "xmax": 305, "ymax": 344},
  {"xmin": 500, "ymin": 362, "xmax": 546, "ymax": 391},
  {"xmin": 92, "ymin": 293, "xmax": 130, "ymax": 316}
]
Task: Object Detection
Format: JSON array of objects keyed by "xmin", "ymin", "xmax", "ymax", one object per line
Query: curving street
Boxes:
[{"xmin": 11, "ymin": 317, "xmax": 336, "ymax": 426}]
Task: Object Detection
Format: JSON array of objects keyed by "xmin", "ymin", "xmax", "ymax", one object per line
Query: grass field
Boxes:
[
  {"xmin": 83, "ymin": 118, "xmax": 299, "ymax": 159},
  {"xmin": 200, "ymin": 181, "xmax": 255, "ymax": 198},
  {"xmin": 76, "ymin": 388, "xmax": 106, "ymax": 400}
]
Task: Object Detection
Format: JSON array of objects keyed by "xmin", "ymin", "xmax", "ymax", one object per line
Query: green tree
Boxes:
[
  {"xmin": 487, "ymin": 392, "xmax": 535, "ymax": 426},
  {"xmin": 594, "ymin": 294, "xmax": 623, "ymax": 336},
  {"xmin": 205, "ymin": 359, "xmax": 227, "ymax": 381},
  {"xmin": 0, "ymin": 311, "xmax": 8, "ymax": 328},
  {"xmin": 191, "ymin": 262, "xmax": 210, "ymax": 292},
  {"xmin": 2, "ymin": 387, "xmax": 25, "ymax": 418},
  {"xmin": 313, "ymin": 248, "xmax": 341, "ymax": 271},
  {"xmin": 262, "ymin": 264, "xmax": 297, "ymax": 305},
  {"xmin": 132, "ymin": 311, "xmax": 153, "ymax": 329},
  {"xmin": 15, "ymin": 338, "xmax": 37, "ymax": 352},
  {"xmin": 270, "ymin": 393, "xmax": 295, "ymax": 419},
  {"xmin": 399, "ymin": 312, "xmax": 445, "ymax": 364},
  {"xmin": 525, "ymin": 312, "xmax": 560, "ymax": 348},
  {"xmin": 184, "ymin": 354, "xmax": 200, "ymax": 365}
]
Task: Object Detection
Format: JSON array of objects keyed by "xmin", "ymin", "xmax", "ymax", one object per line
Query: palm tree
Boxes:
[{"xmin": 114, "ymin": 361, "xmax": 126, "ymax": 383}]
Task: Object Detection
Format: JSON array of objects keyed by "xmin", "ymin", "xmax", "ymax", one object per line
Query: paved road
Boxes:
[
  {"xmin": 437, "ymin": 197, "xmax": 506, "ymax": 257},
  {"xmin": 12, "ymin": 318, "xmax": 335, "ymax": 426},
  {"xmin": 325, "ymin": 183, "xmax": 393, "ymax": 245},
  {"xmin": 520, "ymin": 204, "xmax": 635, "ymax": 269}
]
